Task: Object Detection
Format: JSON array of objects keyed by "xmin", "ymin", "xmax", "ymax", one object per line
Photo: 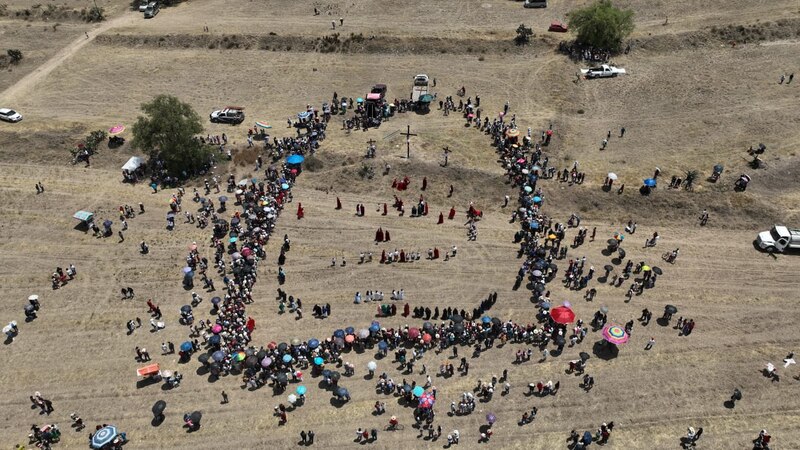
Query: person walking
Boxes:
[
  {"xmin": 620, "ymin": 126, "xmax": 626, "ymax": 137},
  {"xmin": 221, "ymin": 390, "xmax": 229, "ymax": 404},
  {"xmin": 645, "ymin": 337, "xmax": 655, "ymax": 350}
]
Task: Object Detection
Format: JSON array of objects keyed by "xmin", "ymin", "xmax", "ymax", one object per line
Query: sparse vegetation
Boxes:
[
  {"xmin": 357, "ymin": 163, "xmax": 375, "ymax": 179},
  {"xmin": 7, "ymin": 49, "xmax": 22, "ymax": 64},
  {"xmin": 304, "ymin": 155, "xmax": 324, "ymax": 172},
  {"xmin": 83, "ymin": 4, "xmax": 104, "ymax": 22},
  {"xmin": 514, "ymin": 24, "xmax": 534, "ymax": 46},
  {"xmin": 684, "ymin": 170, "xmax": 698, "ymax": 190}
]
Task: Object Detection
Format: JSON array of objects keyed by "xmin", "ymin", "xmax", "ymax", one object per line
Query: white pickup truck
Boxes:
[
  {"xmin": 756, "ymin": 225, "xmax": 800, "ymax": 253},
  {"xmin": 580, "ymin": 64, "xmax": 626, "ymax": 79}
]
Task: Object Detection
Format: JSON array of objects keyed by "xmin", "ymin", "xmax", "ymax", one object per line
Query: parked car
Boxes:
[
  {"xmin": 0, "ymin": 108, "xmax": 22, "ymax": 122},
  {"xmin": 210, "ymin": 107, "xmax": 245, "ymax": 125},
  {"xmin": 756, "ymin": 225, "xmax": 800, "ymax": 253},
  {"xmin": 548, "ymin": 21, "xmax": 568, "ymax": 32},
  {"xmin": 523, "ymin": 0, "xmax": 547, "ymax": 8},
  {"xmin": 143, "ymin": 2, "xmax": 159, "ymax": 18},
  {"xmin": 138, "ymin": 1, "xmax": 149, "ymax": 12},
  {"xmin": 580, "ymin": 64, "xmax": 627, "ymax": 79}
]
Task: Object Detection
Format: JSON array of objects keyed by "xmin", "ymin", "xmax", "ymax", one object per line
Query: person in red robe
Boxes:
[
  {"xmin": 382, "ymin": 203, "xmax": 388, "ymax": 215},
  {"xmin": 433, "ymin": 247, "xmax": 439, "ymax": 259},
  {"xmin": 380, "ymin": 250, "xmax": 386, "ymax": 263},
  {"xmin": 297, "ymin": 203, "xmax": 304, "ymax": 219},
  {"xmin": 384, "ymin": 230, "xmax": 391, "ymax": 242},
  {"xmin": 423, "ymin": 203, "xmax": 429, "ymax": 216},
  {"xmin": 399, "ymin": 250, "xmax": 405, "ymax": 262},
  {"xmin": 448, "ymin": 207, "xmax": 456, "ymax": 220},
  {"xmin": 375, "ymin": 227, "xmax": 384, "ymax": 242},
  {"xmin": 392, "ymin": 178, "xmax": 398, "ymax": 188},
  {"xmin": 437, "ymin": 212, "xmax": 444, "ymax": 224},
  {"xmin": 336, "ymin": 197, "xmax": 342, "ymax": 209},
  {"xmin": 421, "ymin": 177, "xmax": 427, "ymax": 191},
  {"xmin": 403, "ymin": 303, "xmax": 410, "ymax": 317}
]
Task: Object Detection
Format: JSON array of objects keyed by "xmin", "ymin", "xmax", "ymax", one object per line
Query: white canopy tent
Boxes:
[{"xmin": 122, "ymin": 156, "xmax": 145, "ymax": 172}]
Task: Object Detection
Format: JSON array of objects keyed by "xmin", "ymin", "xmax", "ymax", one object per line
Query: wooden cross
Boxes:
[
  {"xmin": 366, "ymin": 139, "xmax": 377, "ymax": 146},
  {"xmin": 400, "ymin": 125, "xmax": 417, "ymax": 159}
]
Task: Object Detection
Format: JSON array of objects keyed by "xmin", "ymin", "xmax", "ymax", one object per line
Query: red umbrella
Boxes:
[{"xmin": 550, "ymin": 306, "xmax": 576, "ymax": 324}]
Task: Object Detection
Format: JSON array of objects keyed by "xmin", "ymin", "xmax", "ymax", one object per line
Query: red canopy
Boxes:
[{"xmin": 550, "ymin": 306, "xmax": 576, "ymax": 324}]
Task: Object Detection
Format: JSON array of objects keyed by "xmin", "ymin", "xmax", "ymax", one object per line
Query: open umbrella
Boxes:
[
  {"xmin": 282, "ymin": 354, "xmax": 293, "ymax": 364},
  {"xmin": 314, "ymin": 357, "xmax": 324, "ymax": 366},
  {"xmin": 336, "ymin": 387, "xmax": 349, "ymax": 398},
  {"xmin": 296, "ymin": 385, "xmax": 307, "ymax": 395},
  {"xmin": 618, "ymin": 248, "xmax": 626, "ymax": 259},
  {"xmin": 652, "ymin": 266, "xmax": 663, "ymax": 275},
  {"xmin": 344, "ymin": 335, "xmax": 355, "ymax": 343},
  {"xmin": 90, "ymin": 425, "xmax": 118, "ymax": 449},
  {"xmin": 291, "ymin": 338, "xmax": 301, "ymax": 346},
  {"xmin": 109, "ymin": 125, "xmax": 125, "ymax": 135},
  {"xmin": 211, "ymin": 324, "xmax": 222, "ymax": 334},
  {"xmin": 330, "ymin": 371, "xmax": 341, "ymax": 381},
  {"xmin": 211, "ymin": 296, "xmax": 221, "ymax": 305},
  {"xmin": 261, "ymin": 357, "xmax": 272, "ymax": 368},
  {"xmin": 644, "ymin": 178, "xmax": 657, "ymax": 187},
  {"xmin": 408, "ymin": 328, "xmax": 420, "ymax": 339},
  {"xmin": 218, "ymin": 195, "xmax": 228, "ymax": 203},
  {"xmin": 642, "ymin": 265, "xmax": 651, "ymax": 272},
  {"xmin": 418, "ymin": 391, "xmax": 435, "ymax": 408},
  {"xmin": 481, "ymin": 316, "xmax": 492, "ymax": 324},
  {"xmin": 308, "ymin": 339, "xmax": 320, "ymax": 349},
  {"xmin": 412, "ymin": 386, "xmax": 424, "ymax": 397},
  {"xmin": 607, "ymin": 172, "xmax": 618, "ymax": 181},
  {"xmin": 603, "ymin": 264, "xmax": 614, "ymax": 272},
  {"xmin": 377, "ymin": 340, "xmax": 388, "ymax": 350},
  {"xmin": 152, "ymin": 400, "xmax": 166, "ymax": 417},
  {"xmin": 198, "ymin": 353, "xmax": 210, "ymax": 365},
  {"xmin": 333, "ymin": 329, "xmax": 345, "ymax": 338},
  {"xmin": 277, "ymin": 342, "xmax": 288, "ymax": 352},
  {"xmin": 524, "ymin": 186, "xmax": 533, "ymax": 193},
  {"xmin": 540, "ymin": 301, "xmax": 551, "ymax": 310},
  {"xmin": 281, "ymin": 183, "xmax": 290, "ymax": 190},
  {"xmin": 450, "ymin": 314, "xmax": 463, "ymax": 323},
  {"xmin": 286, "ymin": 154, "xmax": 305, "ymax": 165},
  {"xmin": 602, "ymin": 324, "xmax": 629, "ymax": 345},
  {"xmin": 276, "ymin": 373, "xmax": 288, "ymax": 384},
  {"xmin": 579, "ymin": 352, "xmax": 591, "ymax": 361},
  {"xmin": 714, "ymin": 164, "xmax": 724, "ymax": 173},
  {"xmin": 190, "ymin": 411, "xmax": 202, "ymax": 423},
  {"xmin": 322, "ymin": 369, "xmax": 332, "ymax": 378},
  {"xmin": 422, "ymin": 322, "xmax": 434, "ymax": 332},
  {"xmin": 181, "ymin": 305, "xmax": 192, "ymax": 313},
  {"xmin": 367, "ymin": 361, "xmax": 377, "ymax": 371},
  {"xmin": 359, "ymin": 329, "xmax": 370, "ymax": 339},
  {"xmin": 212, "ymin": 350, "xmax": 225, "ymax": 362},
  {"xmin": 369, "ymin": 323, "xmax": 380, "ymax": 333},
  {"xmin": 665, "ymin": 305, "xmax": 678, "ymax": 314},
  {"xmin": 533, "ymin": 196, "xmax": 543, "ymax": 203},
  {"xmin": 486, "ymin": 412, "xmax": 497, "ymax": 424},
  {"xmin": 345, "ymin": 326, "xmax": 355, "ymax": 335},
  {"xmin": 182, "ymin": 267, "xmax": 193, "ymax": 275},
  {"xmin": 180, "ymin": 341, "xmax": 193, "ymax": 352},
  {"xmin": 287, "ymin": 394, "xmax": 297, "ymax": 404},
  {"xmin": 599, "ymin": 305, "xmax": 609, "ymax": 314},
  {"xmin": 255, "ymin": 121, "xmax": 272, "ymax": 129},
  {"xmin": 551, "ymin": 306, "xmax": 576, "ymax": 324}
]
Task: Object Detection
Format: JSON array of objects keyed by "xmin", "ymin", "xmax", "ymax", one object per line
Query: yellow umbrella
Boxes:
[
  {"xmin": 642, "ymin": 265, "xmax": 651, "ymax": 271},
  {"xmin": 548, "ymin": 234, "xmax": 557, "ymax": 240},
  {"xmin": 506, "ymin": 129, "xmax": 520, "ymax": 138}
]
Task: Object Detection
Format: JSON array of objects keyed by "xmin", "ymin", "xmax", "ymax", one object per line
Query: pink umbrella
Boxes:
[
  {"xmin": 344, "ymin": 334, "xmax": 355, "ymax": 343},
  {"xmin": 109, "ymin": 124, "xmax": 125, "ymax": 135},
  {"xmin": 602, "ymin": 324, "xmax": 629, "ymax": 345},
  {"xmin": 408, "ymin": 327, "xmax": 420, "ymax": 339},
  {"xmin": 422, "ymin": 333, "xmax": 432, "ymax": 343},
  {"xmin": 211, "ymin": 324, "xmax": 222, "ymax": 334}
]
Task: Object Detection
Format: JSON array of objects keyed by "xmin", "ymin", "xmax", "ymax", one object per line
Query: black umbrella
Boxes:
[
  {"xmin": 331, "ymin": 371, "xmax": 341, "ymax": 381},
  {"xmin": 533, "ymin": 283, "xmax": 545, "ymax": 293},
  {"xmin": 607, "ymin": 239, "xmax": 617, "ymax": 245},
  {"xmin": 336, "ymin": 387, "xmax": 349, "ymax": 397},
  {"xmin": 322, "ymin": 369, "xmax": 332, "ymax": 378},
  {"xmin": 219, "ymin": 196, "xmax": 228, "ymax": 202},
  {"xmin": 152, "ymin": 400, "xmax": 166, "ymax": 416},
  {"xmin": 245, "ymin": 356, "xmax": 258, "ymax": 368},
  {"xmin": 423, "ymin": 321, "xmax": 433, "ymax": 331},
  {"xmin": 190, "ymin": 411, "xmax": 202, "ymax": 423},
  {"xmin": 603, "ymin": 265, "xmax": 614, "ymax": 272},
  {"xmin": 256, "ymin": 350, "xmax": 267, "ymax": 361},
  {"xmin": 652, "ymin": 266, "xmax": 663, "ymax": 275},
  {"xmin": 209, "ymin": 362, "xmax": 221, "ymax": 375},
  {"xmin": 579, "ymin": 352, "xmax": 590, "ymax": 361},
  {"xmin": 491, "ymin": 317, "xmax": 502, "ymax": 326},
  {"xmin": 451, "ymin": 314, "xmax": 463, "ymax": 323},
  {"xmin": 548, "ymin": 263, "xmax": 558, "ymax": 271},
  {"xmin": 617, "ymin": 248, "xmax": 626, "ymax": 259},
  {"xmin": 402, "ymin": 384, "xmax": 412, "ymax": 393},
  {"xmin": 665, "ymin": 305, "xmax": 678, "ymax": 314},
  {"xmin": 181, "ymin": 305, "xmax": 192, "ymax": 313},
  {"xmin": 276, "ymin": 373, "xmax": 288, "ymax": 384},
  {"xmin": 198, "ymin": 353, "xmax": 210, "ymax": 365},
  {"xmin": 24, "ymin": 304, "xmax": 35, "ymax": 312},
  {"xmin": 453, "ymin": 323, "xmax": 465, "ymax": 333},
  {"xmin": 555, "ymin": 336, "xmax": 566, "ymax": 346},
  {"xmin": 277, "ymin": 342, "xmax": 288, "ymax": 352}
]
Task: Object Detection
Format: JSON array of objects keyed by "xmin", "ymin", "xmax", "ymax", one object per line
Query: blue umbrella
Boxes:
[
  {"xmin": 218, "ymin": 196, "xmax": 228, "ymax": 203},
  {"xmin": 180, "ymin": 341, "xmax": 193, "ymax": 352},
  {"xmin": 281, "ymin": 183, "xmax": 290, "ymax": 190},
  {"xmin": 314, "ymin": 356, "xmax": 324, "ymax": 366},
  {"xmin": 412, "ymin": 386, "xmax": 424, "ymax": 397},
  {"xmin": 211, "ymin": 296, "xmax": 221, "ymax": 305},
  {"xmin": 212, "ymin": 350, "xmax": 225, "ymax": 362},
  {"xmin": 345, "ymin": 326, "xmax": 355, "ymax": 335},
  {"xmin": 286, "ymin": 154, "xmax": 305, "ymax": 165},
  {"xmin": 251, "ymin": 178, "xmax": 258, "ymax": 184},
  {"xmin": 533, "ymin": 196, "xmax": 542, "ymax": 203},
  {"xmin": 481, "ymin": 316, "xmax": 492, "ymax": 324},
  {"xmin": 378, "ymin": 340, "xmax": 388, "ymax": 350},
  {"xmin": 103, "ymin": 219, "xmax": 113, "ymax": 228},
  {"xmin": 282, "ymin": 354, "xmax": 293, "ymax": 363},
  {"xmin": 229, "ymin": 237, "xmax": 238, "ymax": 243},
  {"xmin": 182, "ymin": 267, "xmax": 193, "ymax": 274},
  {"xmin": 308, "ymin": 339, "xmax": 320, "ymax": 349},
  {"xmin": 369, "ymin": 324, "xmax": 380, "ymax": 333},
  {"xmin": 322, "ymin": 369, "xmax": 332, "ymax": 378},
  {"xmin": 208, "ymin": 335, "xmax": 221, "ymax": 346},
  {"xmin": 644, "ymin": 178, "xmax": 657, "ymax": 187},
  {"xmin": 336, "ymin": 387, "xmax": 349, "ymax": 397},
  {"xmin": 582, "ymin": 431, "xmax": 593, "ymax": 445},
  {"xmin": 90, "ymin": 425, "xmax": 118, "ymax": 449},
  {"xmin": 296, "ymin": 385, "xmax": 307, "ymax": 395},
  {"xmin": 333, "ymin": 329, "xmax": 345, "ymax": 338},
  {"xmin": 530, "ymin": 222, "xmax": 540, "ymax": 230},
  {"xmin": 180, "ymin": 305, "xmax": 192, "ymax": 313},
  {"xmin": 541, "ymin": 301, "xmax": 551, "ymax": 310}
]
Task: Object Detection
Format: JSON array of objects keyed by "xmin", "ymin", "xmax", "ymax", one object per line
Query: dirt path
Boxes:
[{"xmin": 0, "ymin": 13, "xmax": 137, "ymax": 103}]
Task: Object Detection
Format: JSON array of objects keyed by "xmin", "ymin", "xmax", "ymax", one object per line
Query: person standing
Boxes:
[
  {"xmin": 221, "ymin": 391, "xmax": 229, "ymax": 404},
  {"xmin": 620, "ymin": 126, "xmax": 625, "ymax": 137},
  {"xmin": 645, "ymin": 337, "xmax": 655, "ymax": 350},
  {"xmin": 307, "ymin": 430, "xmax": 315, "ymax": 444},
  {"xmin": 300, "ymin": 430, "xmax": 307, "ymax": 444}
]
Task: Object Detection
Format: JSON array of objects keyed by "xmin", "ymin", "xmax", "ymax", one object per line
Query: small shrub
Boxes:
[
  {"xmin": 304, "ymin": 155, "xmax": 324, "ymax": 172},
  {"xmin": 7, "ymin": 49, "xmax": 22, "ymax": 64}
]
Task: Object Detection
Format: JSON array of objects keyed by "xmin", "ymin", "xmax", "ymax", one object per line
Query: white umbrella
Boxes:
[
  {"xmin": 28, "ymin": 295, "xmax": 39, "ymax": 301},
  {"xmin": 287, "ymin": 394, "xmax": 297, "ymax": 404},
  {"xmin": 367, "ymin": 361, "xmax": 377, "ymax": 371},
  {"xmin": 607, "ymin": 173, "xmax": 618, "ymax": 180}
]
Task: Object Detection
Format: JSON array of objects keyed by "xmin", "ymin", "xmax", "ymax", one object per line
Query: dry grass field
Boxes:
[{"xmin": 1, "ymin": 0, "xmax": 800, "ymax": 448}]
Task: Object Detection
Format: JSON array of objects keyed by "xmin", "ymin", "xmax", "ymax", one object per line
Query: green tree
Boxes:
[
  {"xmin": 568, "ymin": 0, "xmax": 634, "ymax": 51},
  {"xmin": 514, "ymin": 24, "xmax": 534, "ymax": 46},
  {"xmin": 131, "ymin": 95, "xmax": 209, "ymax": 178}
]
